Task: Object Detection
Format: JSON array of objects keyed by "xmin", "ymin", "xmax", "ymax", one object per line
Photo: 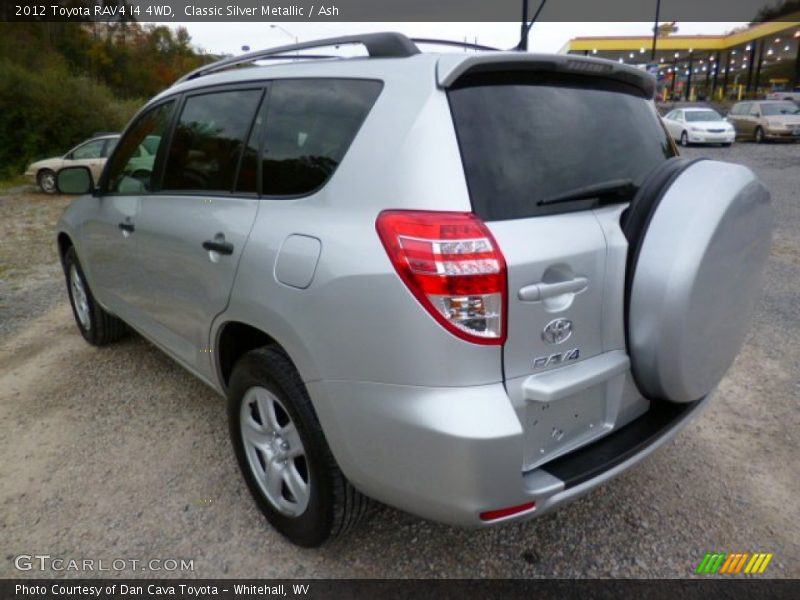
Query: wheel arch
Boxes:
[
  {"xmin": 57, "ymin": 231, "xmax": 74, "ymax": 267},
  {"xmin": 216, "ymin": 321, "xmax": 291, "ymax": 390}
]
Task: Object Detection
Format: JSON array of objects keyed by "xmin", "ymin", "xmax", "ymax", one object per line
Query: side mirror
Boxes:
[{"xmin": 56, "ymin": 166, "xmax": 95, "ymax": 195}]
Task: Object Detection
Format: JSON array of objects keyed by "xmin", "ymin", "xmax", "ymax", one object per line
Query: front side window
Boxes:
[
  {"xmin": 261, "ymin": 79, "xmax": 382, "ymax": 196},
  {"xmin": 105, "ymin": 101, "xmax": 175, "ymax": 194},
  {"xmin": 71, "ymin": 139, "xmax": 106, "ymax": 160},
  {"xmin": 162, "ymin": 89, "xmax": 263, "ymax": 193}
]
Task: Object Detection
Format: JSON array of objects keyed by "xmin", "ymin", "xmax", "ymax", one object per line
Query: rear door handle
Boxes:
[
  {"xmin": 202, "ymin": 239, "xmax": 234, "ymax": 255},
  {"xmin": 518, "ymin": 277, "xmax": 588, "ymax": 302},
  {"xmin": 118, "ymin": 222, "xmax": 135, "ymax": 233}
]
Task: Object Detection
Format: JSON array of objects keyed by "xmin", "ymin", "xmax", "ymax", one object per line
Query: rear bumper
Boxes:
[{"xmin": 307, "ymin": 373, "xmax": 711, "ymax": 527}]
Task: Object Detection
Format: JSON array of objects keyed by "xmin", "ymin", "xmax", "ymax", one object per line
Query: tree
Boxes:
[{"xmin": 655, "ymin": 22, "xmax": 679, "ymax": 37}]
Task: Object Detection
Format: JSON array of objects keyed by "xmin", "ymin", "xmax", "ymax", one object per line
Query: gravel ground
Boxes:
[
  {"xmin": 0, "ymin": 189, "xmax": 72, "ymax": 339},
  {"xmin": 1, "ymin": 143, "xmax": 798, "ymax": 579}
]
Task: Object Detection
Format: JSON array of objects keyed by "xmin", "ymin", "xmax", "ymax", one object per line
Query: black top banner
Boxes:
[{"xmin": 2, "ymin": 0, "xmax": 798, "ymax": 22}]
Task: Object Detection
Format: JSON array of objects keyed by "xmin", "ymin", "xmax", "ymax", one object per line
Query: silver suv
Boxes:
[{"xmin": 55, "ymin": 33, "xmax": 772, "ymax": 547}]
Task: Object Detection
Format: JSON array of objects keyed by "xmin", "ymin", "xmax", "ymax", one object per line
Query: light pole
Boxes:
[
  {"xmin": 650, "ymin": 0, "xmax": 661, "ymax": 61},
  {"xmin": 270, "ymin": 24, "xmax": 298, "ymax": 51}
]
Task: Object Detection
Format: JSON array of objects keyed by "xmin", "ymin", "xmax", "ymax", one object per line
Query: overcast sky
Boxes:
[{"xmin": 172, "ymin": 22, "xmax": 749, "ymax": 55}]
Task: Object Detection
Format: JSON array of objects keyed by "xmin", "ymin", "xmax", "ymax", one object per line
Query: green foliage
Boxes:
[
  {"xmin": 0, "ymin": 56, "xmax": 139, "ymax": 178},
  {"xmin": 752, "ymin": 0, "xmax": 800, "ymax": 23},
  {"xmin": 0, "ymin": 21, "xmax": 212, "ymax": 178}
]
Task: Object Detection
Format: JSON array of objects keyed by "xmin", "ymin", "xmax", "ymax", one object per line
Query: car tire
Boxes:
[
  {"xmin": 228, "ymin": 346, "xmax": 371, "ymax": 547},
  {"xmin": 754, "ymin": 127, "xmax": 764, "ymax": 143},
  {"xmin": 623, "ymin": 158, "xmax": 771, "ymax": 403},
  {"xmin": 680, "ymin": 131, "xmax": 689, "ymax": 146},
  {"xmin": 37, "ymin": 169, "xmax": 58, "ymax": 194},
  {"xmin": 722, "ymin": 143, "xmax": 732, "ymax": 147},
  {"xmin": 63, "ymin": 247, "xmax": 127, "ymax": 345}
]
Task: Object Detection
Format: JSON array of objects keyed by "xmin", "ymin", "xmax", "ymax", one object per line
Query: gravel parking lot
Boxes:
[{"xmin": 1, "ymin": 142, "xmax": 798, "ymax": 579}]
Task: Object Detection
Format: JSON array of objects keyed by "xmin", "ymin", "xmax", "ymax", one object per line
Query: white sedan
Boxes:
[{"xmin": 662, "ymin": 107, "xmax": 736, "ymax": 146}]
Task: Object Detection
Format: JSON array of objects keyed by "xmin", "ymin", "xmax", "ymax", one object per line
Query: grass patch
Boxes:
[{"xmin": 0, "ymin": 173, "xmax": 31, "ymax": 193}]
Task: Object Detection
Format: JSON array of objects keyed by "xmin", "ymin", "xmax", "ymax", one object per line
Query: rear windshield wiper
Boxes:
[{"xmin": 537, "ymin": 178, "xmax": 637, "ymax": 207}]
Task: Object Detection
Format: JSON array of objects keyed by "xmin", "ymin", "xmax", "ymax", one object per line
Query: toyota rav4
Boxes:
[{"xmin": 55, "ymin": 33, "xmax": 772, "ymax": 547}]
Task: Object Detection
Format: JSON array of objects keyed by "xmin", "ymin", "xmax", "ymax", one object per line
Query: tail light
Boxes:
[{"xmin": 376, "ymin": 210, "xmax": 507, "ymax": 345}]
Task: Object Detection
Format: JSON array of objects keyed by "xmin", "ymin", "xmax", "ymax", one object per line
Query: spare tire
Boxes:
[{"xmin": 623, "ymin": 159, "xmax": 772, "ymax": 403}]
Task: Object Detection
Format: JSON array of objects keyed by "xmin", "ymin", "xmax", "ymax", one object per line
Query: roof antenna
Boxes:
[{"xmin": 516, "ymin": 0, "xmax": 548, "ymax": 51}]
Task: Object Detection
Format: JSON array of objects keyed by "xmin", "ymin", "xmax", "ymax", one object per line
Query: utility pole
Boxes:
[
  {"xmin": 520, "ymin": 0, "xmax": 529, "ymax": 51},
  {"xmin": 650, "ymin": 0, "xmax": 661, "ymax": 61}
]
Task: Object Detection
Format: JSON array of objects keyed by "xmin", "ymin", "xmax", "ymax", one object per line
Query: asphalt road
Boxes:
[{"xmin": 1, "ymin": 142, "xmax": 798, "ymax": 579}]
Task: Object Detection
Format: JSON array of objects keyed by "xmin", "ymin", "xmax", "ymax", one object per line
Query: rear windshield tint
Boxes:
[{"xmin": 448, "ymin": 73, "xmax": 674, "ymax": 221}]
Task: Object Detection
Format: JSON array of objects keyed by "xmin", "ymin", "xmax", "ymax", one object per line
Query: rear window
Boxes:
[
  {"xmin": 730, "ymin": 103, "xmax": 750, "ymax": 115},
  {"xmin": 448, "ymin": 73, "xmax": 674, "ymax": 221},
  {"xmin": 761, "ymin": 102, "xmax": 800, "ymax": 116}
]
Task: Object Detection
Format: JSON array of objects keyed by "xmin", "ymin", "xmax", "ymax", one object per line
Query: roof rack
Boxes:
[
  {"xmin": 410, "ymin": 38, "xmax": 500, "ymax": 52},
  {"xmin": 175, "ymin": 32, "xmax": 420, "ymax": 84}
]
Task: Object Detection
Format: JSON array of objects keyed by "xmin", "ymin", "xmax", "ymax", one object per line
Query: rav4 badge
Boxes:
[{"xmin": 533, "ymin": 348, "xmax": 580, "ymax": 370}]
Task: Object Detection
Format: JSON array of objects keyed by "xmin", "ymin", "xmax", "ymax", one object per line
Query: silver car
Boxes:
[{"xmin": 55, "ymin": 34, "xmax": 772, "ymax": 547}]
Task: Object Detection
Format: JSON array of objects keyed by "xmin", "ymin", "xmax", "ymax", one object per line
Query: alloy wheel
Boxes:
[
  {"xmin": 240, "ymin": 386, "xmax": 310, "ymax": 516},
  {"xmin": 39, "ymin": 171, "xmax": 56, "ymax": 193},
  {"xmin": 69, "ymin": 264, "xmax": 91, "ymax": 331}
]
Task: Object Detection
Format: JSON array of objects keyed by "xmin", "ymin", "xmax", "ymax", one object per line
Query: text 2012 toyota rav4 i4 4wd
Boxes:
[{"xmin": 55, "ymin": 34, "xmax": 772, "ymax": 547}]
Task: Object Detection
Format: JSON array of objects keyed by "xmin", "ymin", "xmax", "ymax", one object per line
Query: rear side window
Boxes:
[
  {"xmin": 71, "ymin": 139, "xmax": 106, "ymax": 160},
  {"xmin": 261, "ymin": 79, "xmax": 382, "ymax": 196},
  {"xmin": 163, "ymin": 89, "xmax": 263, "ymax": 193},
  {"xmin": 102, "ymin": 138, "xmax": 118, "ymax": 157},
  {"xmin": 448, "ymin": 73, "xmax": 675, "ymax": 221}
]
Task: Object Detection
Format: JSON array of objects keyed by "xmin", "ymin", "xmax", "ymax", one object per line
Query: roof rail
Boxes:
[
  {"xmin": 175, "ymin": 32, "xmax": 420, "ymax": 84},
  {"xmin": 410, "ymin": 38, "xmax": 500, "ymax": 52}
]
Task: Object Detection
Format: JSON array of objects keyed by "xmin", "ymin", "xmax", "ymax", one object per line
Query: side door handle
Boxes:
[
  {"xmin": 518, "ymin": 276, "xmax": 588, "ymax": 302},
  {"xmin": 202, "ymin": 239, "xmax": 234, "ymax": 255},
  {"xmin": 118, "ymin": 222, "xmax": 135, "ymax": 233}
]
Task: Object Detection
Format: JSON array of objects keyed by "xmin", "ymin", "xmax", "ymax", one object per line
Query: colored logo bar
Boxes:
[{"xmin": 696, "ymin": 552, "xmax": 773, "ymax": 574}]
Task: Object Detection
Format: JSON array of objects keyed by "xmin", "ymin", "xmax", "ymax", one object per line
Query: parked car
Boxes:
[
  {"xmin": 54, "ymin": 34, "xmax": 772, "ymax": 547},
  {"xmin": 661, "ymin": 107, "xmax": 736, "ymax": 146},
  {"xmin": 25, "ymin": 134, "xmax": 119, "ymax": 194},
  {"xmin": 765, "ymin": 87, "xmax": 800, "ymax": 102},
  {"xmin": 727, "ymin": 100, "xmax": 800, "ymax": 142}
]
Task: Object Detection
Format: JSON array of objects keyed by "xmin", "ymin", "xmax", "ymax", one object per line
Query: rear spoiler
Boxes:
[{"xmin": 436, "ymin": 53, "xmax": 656, "ymax": 99}]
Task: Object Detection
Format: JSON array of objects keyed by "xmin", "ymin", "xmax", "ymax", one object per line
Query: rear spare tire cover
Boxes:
[{"xmin": 627, "ymin": 160, "xmax": 772, "ymax": 403}]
